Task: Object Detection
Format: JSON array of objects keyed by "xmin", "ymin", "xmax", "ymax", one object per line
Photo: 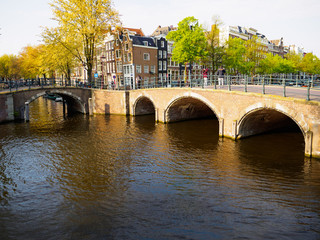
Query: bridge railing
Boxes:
[
  {"xmin": 126, "ymin": 74, "xmax": 320, "ymax": 101},
  {"xmin": 1, "ymin": 74, "xmax": 319, "ymax": 101}
]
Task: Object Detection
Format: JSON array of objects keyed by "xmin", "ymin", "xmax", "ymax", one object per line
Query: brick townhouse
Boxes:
[{"xmin": 98, "ymin": 28, "xmax": 160, "ymax": 89}]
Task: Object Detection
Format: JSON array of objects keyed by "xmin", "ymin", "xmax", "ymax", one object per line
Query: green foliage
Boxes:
[
  {"xmin": 285, "ymin": 51, "xmax": 303, "ymax": 71},
  {"xmin": 18, "ymin": 45, "xmax": 45, "ymax": 79},
  {"xmin": 223, "ymin": 37, "xmax": 247, "ymax": 74},
  {"xmin": 0, "ymin": 54, "xmax": 20, "ymax": 80},
  {"xmin": 49, "ymin": 0, "xmax": 120, "ymax": 82},
  {"xmin": 243, "ymin": 36, "xmax": 265, "ymax": 75},
  {"xmin": 42, "ymin": 28, "xmax": 76, "ymax": 80},
  {"xmin": 166, "ymin": 16, "xmax": 207, "ymax": 68},
  {"xmin": 204, "ymin": 16, "xmax": 225, "ymax": 72},
  {"xmin": 300, "ymin": 53, "xmax": 319, "ymax": 74},
  {"xmin": 259, "ymin": 53, "xmax": 295, "ymax": 74}
]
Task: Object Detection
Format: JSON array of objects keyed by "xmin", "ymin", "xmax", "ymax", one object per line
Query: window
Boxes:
[
  {"xmin": 163, "ymin": 61, "xmax": 167, "ymax": 71},
  {"xmin": 125, "ymin": 66, "xmax": 131, "ymax": 74},
  {"xmin": 163, "ymin": 50, "xmax": 167, "ymax": 58},
  {"xmin": 143, "ymin": 53, "xmax": 150, "ymax": 60},
  {"xmin": 125, "ymin": 43, "xmax": 129, "ymax": 51},
  {"xmin": 136, "ymin": 65, "xmax": 141, "ymax": 73},
  {"xmin": 158, "ymin": 61, "xmax": 162, "ymax": 71},
  {"xmin": 116, "ymin": 50, "xmax": 121, "ymax": 58},
  {"xmin": 144, "ymin": 77, "xmax": 149, "ymax": 86},
  {"xmin": 116, "ymin": 61, "xmax": 122, "ymax": 72},
  {"xmin": 120, "ymin": 75, "xmax": 124, "ymax": 85},
  {"xmin": 158, "ymin": 50, "xmax": 162, "ymax": 59},
  {"xmin": 143, "ymin": 41, "xmax": 148, "ymax": 46},
  {"xmin": 150, "ymin": 65, "xmax": 155, "ymax": 74},
  {"xmin": 107, "ymin": 63, "xmax": 110, "ymax": 73},
  {"xmin": 128, "ymin": 53, "xmax": 131, "ymax": 61},
  {"xmin": 161, "ymin": 41, "xmax": 165, "ymax": 48},
  {"xmin": 144, "ymin": 65, "xmax": 149, "ymax": 73},
  {"xmin": 124, "ymin": 54, "xmax": 127, "ymax": 62},
  {"xmin": 116, "ymin": 39, "xmax": 119, "ymax": 46}
]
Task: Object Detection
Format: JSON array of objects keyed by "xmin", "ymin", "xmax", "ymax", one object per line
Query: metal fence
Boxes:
[{"xmin": 1, "ymin": 74, "xmax": 319, "ymax": 101}]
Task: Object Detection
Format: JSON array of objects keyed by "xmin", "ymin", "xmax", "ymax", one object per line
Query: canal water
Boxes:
[{"xmin": 0, "ymin": 97, "xmax": 320, "ymax": 240}]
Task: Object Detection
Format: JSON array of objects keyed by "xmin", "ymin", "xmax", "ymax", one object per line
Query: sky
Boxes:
[{"xmin": 0, "ymin": 0, "xmax": 319, "ymax": 56}]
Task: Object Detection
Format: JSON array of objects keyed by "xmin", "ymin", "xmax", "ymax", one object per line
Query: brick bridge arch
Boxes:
[
  {"xmin": 133, "ymin": 95, "xmax": 156, "ymax": 116},
  {"xmin": 237, "ymin": 105, "xmax": 306, "ymax": 139},
  {"xmin": 11, "ymin": 87, "xmax": 92, "ymax": 121},
  {"xmin": 164, "ymin": 95, "xmax": 220, "ymax": 123}
]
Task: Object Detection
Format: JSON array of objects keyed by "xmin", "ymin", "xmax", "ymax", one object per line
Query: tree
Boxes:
[
  {"xmin": 223, "ymin": 37, "xmax": 247, "ymax": 74},
  {"xmin": 166, "ymin": 16, "xmax": 207, "ymax": 78},
  {"xmin": 49, "ymin": 0, "xmax": 120, "ymax": 84},
  {"xmin": 204, "ymin": 16, "xmax": 224, "ymax": 73},
  {"xmin": 259, "ymin": 53, "xmax": 296, "ymax": 74},
  {"xmin": 276, "ymin": 57, "xmax": 296, "ymax": 74},
  {"xmin": 42, "ymin": 29, "xmax": 77, "ymax": 84},
  {"xmin": 300, "ymin": 53, "xmax": 319, "ymax": 74},
  {"xmin": 0, "ymin": 54, "xmax": 20, "ymax": 80},
  {"xmin": 259, "ymin": 53, "xmax": 278, "ymax": 74},
  {"xmin": 285, "ymin": 51, "xmax": 303, "ymax": 72},
  {"xmin": 18, "ymin": 45, "xmax": 46, "ymax": 79},
  {"xmin": 243, "ymin": 36, "xmax": 265, "ymax": 75}
]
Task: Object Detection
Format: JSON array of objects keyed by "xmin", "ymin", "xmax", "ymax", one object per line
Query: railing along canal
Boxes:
[{"xmin": 1, "ymin": 74, "xmax": 319, "ymax": 101}]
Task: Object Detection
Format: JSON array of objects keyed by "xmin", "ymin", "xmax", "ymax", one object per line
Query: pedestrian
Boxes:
[
  {"xmin": 217, "ymin": 66, "xmax": 225, "ymax": 86},
  {"xmin": 203, "ymin": 68, "xmax": 208, "ymax": 87}
]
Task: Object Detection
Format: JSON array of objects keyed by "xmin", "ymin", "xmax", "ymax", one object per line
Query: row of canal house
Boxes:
[
  {"xmin": 72, "ymin": 25, "xmax": 298, "ymax": 88},
  {"xmin": 91, "ymin": 26, "xmax": 204, "ymax": 89},
  {"xmin": 94, "ymin": 27, "xmax": 169, "ymax": 89}
]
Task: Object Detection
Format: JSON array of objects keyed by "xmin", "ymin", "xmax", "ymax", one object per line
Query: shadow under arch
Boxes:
[
  {"xmin": 237, "ymin": 107, "xmax": 305, "ymax": 139},
  {"xmin": 164, "ymin": 96, "xmax": 219, "ymax": 123},
  {"xmin": 133, "ymin": 96, "xmax": 156, "ymax": 116},
  {"xmin": 24, "ymin": 90, "xmax": 87, "ymax": 121}
]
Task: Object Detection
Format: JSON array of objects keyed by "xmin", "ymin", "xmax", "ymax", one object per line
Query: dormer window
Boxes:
[{"xmin": 143, "ymin": 41, "xmax": 148, "ymax": 46}]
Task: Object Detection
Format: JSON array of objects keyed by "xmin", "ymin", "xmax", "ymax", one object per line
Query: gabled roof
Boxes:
[
  {"xmin": 151, "ymin": 25, "xmax": 176, "ymax": 37},
  {"xmin": 130, "ymin": 36, "xmax": 156, "ymax": 47},
  {"xmin": 270, "ymin": 39, "xmax": 282, "ymax": 46},
  {"xmin": 123, "ymin": 27, "xmax": 145, "ymax": 36}
]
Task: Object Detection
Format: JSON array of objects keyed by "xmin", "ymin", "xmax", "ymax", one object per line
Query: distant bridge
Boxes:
[
  {"xmin": 0, "ymin": 87, "xmax": 92, "ymax": 122},
  {"xmin": 1, "ymin": 86, "xmax": 319, "ymax": 158}
]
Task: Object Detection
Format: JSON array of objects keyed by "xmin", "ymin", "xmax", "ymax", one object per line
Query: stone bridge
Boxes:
[
  {"xmin": 0, "ymin": 87, "xmax": 92, "ymax": 122},
  {"xmin": 1, "ymin": 87, "xmax": 319, "ymax": 158},
  {"xmin": 93, "ymin": 88, "xmax": 320, "ymax": 158}
]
